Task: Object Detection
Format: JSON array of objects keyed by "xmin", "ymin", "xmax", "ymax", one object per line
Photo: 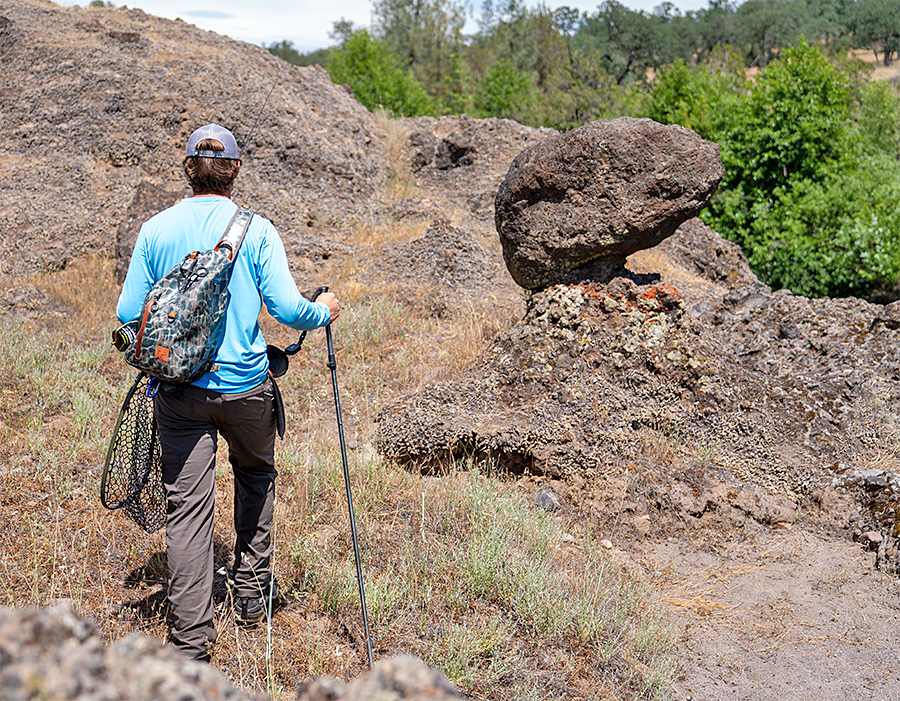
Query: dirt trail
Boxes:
[{"xmin": 643, "ymin": 523, "xmax": 900, "ymax": 700}]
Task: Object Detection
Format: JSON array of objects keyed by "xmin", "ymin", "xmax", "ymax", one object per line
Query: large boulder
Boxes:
[
  {"xmin": 494, "ymin": 117, "xmax": 724, "ymax": 290},
  {"xmin": 377, "ymin": 218, "xmax": 900, "ymax": 516}
]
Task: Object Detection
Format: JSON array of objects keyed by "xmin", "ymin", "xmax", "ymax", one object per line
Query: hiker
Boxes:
[{"xmin": 116, "ymin": 123, "xmax": 340, "ymax": 662}]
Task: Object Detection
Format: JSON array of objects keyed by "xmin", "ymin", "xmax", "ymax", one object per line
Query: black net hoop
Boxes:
[{"xmin": 100, "ymin": 372, "xmax": 166, "ymax": 533}]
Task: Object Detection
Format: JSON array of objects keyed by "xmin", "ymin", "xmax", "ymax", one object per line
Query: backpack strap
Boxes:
[
  {"xmin": 215, "ymin": 206, "xmax": 253, "ymax": 260},
  {"xmin": 133, "ymin": 294, "xmax": 157, "ymax": 361}
]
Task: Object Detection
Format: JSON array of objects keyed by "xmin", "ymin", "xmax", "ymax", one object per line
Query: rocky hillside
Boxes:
[{"xmin": 1, "ymin": 0, "xmax": 383, "ymax": 276}]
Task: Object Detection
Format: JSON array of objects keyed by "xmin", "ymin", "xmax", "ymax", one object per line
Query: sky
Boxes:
[{"xmin": 61, "ymin": 0, "xmax": 714, "ymax": 53}]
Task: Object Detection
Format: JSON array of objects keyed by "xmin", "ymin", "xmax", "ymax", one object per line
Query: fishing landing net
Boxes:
[{"xmin": 101, "ymin": 372, "xmax": 166, "ymax": 533}]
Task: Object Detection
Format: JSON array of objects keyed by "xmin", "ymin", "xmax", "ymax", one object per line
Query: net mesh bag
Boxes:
[{"xmin": 101, "ymin": 372, "xmax": 166, "ymax": 533}]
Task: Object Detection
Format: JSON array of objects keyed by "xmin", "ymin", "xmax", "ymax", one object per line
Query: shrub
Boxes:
[
  {"xmin": 327, "ymin": 29, "xmax": 432, "ymax": 117},
  {"xmin": 703, "ymin": 39, "xmax": 900, "ymax": 299}
]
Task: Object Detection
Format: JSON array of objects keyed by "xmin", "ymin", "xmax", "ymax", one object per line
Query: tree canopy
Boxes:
[{"xmin": 266, "ymin": 0, "xmax": 900, "ymax": 301}]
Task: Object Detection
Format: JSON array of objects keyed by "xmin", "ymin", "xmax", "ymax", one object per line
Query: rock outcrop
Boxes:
[
  {"xmin": 377, "ymin": 220, "xmax": 900, "ymax": 513},
  {"xmin": 494, "ymin": 118, "xmax": 723, "ymax": 290},
  {"xmin": 0, "ymin": 0, "xmax": 385, "ymax": 276},
  {"xmin": 362, "ymin": 218, "xmax": 510, "ymax": 315}
]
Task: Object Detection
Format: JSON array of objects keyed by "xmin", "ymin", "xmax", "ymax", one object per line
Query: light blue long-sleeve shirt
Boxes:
[{"xmin": 117, "ymin": 195, "xmax": 330, "ymax": 393}]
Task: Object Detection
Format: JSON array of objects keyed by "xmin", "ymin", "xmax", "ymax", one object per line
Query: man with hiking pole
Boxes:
[{"xmin": 116, "ymin": 123, "xmax": 340, "ymax": 662}]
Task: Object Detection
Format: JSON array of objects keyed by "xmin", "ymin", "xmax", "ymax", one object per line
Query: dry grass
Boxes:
[
  {"xmin": 375, "ymin": 109, "xmax": 425, "ymax": 205},
  {"xmin": 0, "ymin": 256, "xmax": 677, "ymax": 698}
]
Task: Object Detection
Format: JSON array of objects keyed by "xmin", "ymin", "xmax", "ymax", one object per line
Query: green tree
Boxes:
[
  {"xmin": 327, "ymin": 29, "xmax": 432, "ymax": 116},
  {"xmin": 721, "ymin": 40, "xmax": 853, "ymax": 196},
  {"xmin": 575, "ymin": 1, "xmax": 659, "ymax": 83},
  {"xmin": 438, "ymin": 52, "xmax": 474, "ymax": 114},
  {"xmin": 264, "ymin": 40, "xmax": 303, "ymax": 65},
  {"xmin": 850, "ymin": 0, "xmax": 900, "ymax": 66},
  {"xmin": 473, "ymin": 59, "xmax": 532, "ymax": 118},
  {"xmin": 372, "ymin": 0, "xmax": 467, "ymax": 105},
  {"xmin": 736, "ymin": 0, "xmax": 811, "ymax": 66},
  {"xmin": 645, "ymin": 46, "xmax": 744, "ymax": 141},
  {"xmin": 693, "ymin": 1, "xmax": 740, "ymax": 61},
  {"xmin": 722, "ymin": 162, "xmax": 900, "ymax": 299},
  {"xmin": 855, "ymin": 78, "xmax": 900, "ymax": 157},
  {"xmin": 329, "ymin": 18, "xmax": 356, "ymax": 46},
  {"xmin": 804, "ymin": 0, "xmax": 853, "ymax": 46}
]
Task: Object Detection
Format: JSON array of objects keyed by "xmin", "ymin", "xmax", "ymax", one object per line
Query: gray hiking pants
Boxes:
[{"xmin": 154, "ymin": 376, "xmax": 278, "ymax": 660}]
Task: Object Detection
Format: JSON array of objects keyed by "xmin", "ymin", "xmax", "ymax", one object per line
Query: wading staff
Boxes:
[
  {"xmin": 300, "ymin": 286, "xmax": 374, "ymax": 669},
  {"xmin": 326, "ymin": 315, "xmax": 374, "ymax": 669}
]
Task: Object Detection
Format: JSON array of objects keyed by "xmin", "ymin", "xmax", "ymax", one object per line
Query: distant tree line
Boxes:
[
  {"xmin": 266, "ymin": 0, "xmax": 900, "ymax": 301},
  {"xmin": 267, "ymin": 0, "xmax": 900, "ymax": 123}
]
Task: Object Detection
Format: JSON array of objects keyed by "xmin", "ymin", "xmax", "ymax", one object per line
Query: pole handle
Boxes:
[{"xmin": 284, "ymin": 286, "xmax": 329, "ymax": 356}]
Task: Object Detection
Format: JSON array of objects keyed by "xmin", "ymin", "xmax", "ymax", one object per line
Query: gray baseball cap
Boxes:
[{"xmin": 185, "ymin": 123, "xmax": 241, "ymax": 159}]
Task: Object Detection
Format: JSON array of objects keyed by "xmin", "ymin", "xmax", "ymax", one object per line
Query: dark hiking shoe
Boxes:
[{"xmin": 233, "ymin": 577, "xmax": 281, "ymax": 624}]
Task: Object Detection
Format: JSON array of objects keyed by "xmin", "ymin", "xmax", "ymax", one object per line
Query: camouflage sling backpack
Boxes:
[{"xmin": 124, "ymin": 206, "xmax": 253, "ymax": 384}]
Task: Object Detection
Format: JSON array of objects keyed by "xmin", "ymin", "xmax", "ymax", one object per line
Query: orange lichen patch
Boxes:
[
  {"xmin": 640, "ymin": 284, "xmax": 684, "ymax": 309},
  {"xmin": 574, "ymin": 281, "xmax": 685, "ymax": 320},
  {"xmin": 574, "ymin": 281, "xmax": 608, "ymax": 301}
]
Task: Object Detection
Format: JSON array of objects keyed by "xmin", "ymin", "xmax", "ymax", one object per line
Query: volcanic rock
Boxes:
[
  {"xmin": 0, "ymin": 603, "xmax": 263, "ymax": 700},
  {"xmin": 297, "ymin": 655, "xmax": 461, "ymax": 700},
  {"xmin": 0, "ymin": 604, "xmax": 460, "ymax": 701},
  {"xmin": 494, "ymin": 117, "xmax": 724, "ymax": 290},
  {"xmin": 377, "ymin": 220, "xmax": 900, "ymax": 514},
  {"xmin": 434, "ymin": 132, "xmax": 475, "ymax": 170},
  {"xmin": 399, "ymin": 115, "xmax": 557, "ymax": 224},
  {"xmin": 407, "ymin": 131, "xmax": 438, "ymax": 171},
  {"xmin": 115, "ymin": 181, "xmax": 183, "ymax": 282},
  {"xmin": 362, "ymin": 218, "xmax": 514, "ymax": 315},
  {"xmin": 1, "ymin": 0, "xmax": 385, "ymax": 277}
]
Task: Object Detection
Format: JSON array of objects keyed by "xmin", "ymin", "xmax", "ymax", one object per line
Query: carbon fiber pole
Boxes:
[{"xmin": 325, "ymin": 320, "xmax": 374, "ymax": 669}]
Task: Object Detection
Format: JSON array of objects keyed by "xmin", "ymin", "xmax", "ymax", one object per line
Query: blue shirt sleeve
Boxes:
[
  {"xmin": 256, "ymin": 220, "xmax": 331, "ymax": 330},
  {"xmin": 116, "ymin": 228, "xmax": 154, "ymax": 324}
]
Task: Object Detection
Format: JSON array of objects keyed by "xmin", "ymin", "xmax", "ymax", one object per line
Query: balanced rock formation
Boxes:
[
  {"xmin": 377, "ymin": 219, "xmax": 900, "ymax": 521},
  {"xmin": 495, "ymin": 117, "xmax": 724, "ymax": 290}
]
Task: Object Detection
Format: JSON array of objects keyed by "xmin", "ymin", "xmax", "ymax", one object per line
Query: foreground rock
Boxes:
[
  {"xmin": 297, "ymin": 656, "xmax": 461, "ymax": 701},
  {"xmin": 0, "ymin": 604, "xmax": 460, "ymax": 701},
  {"xmin": 0, "ymin": 603, "xmax": 261, "ymax": 700},
  {"xmin": 495, "ymin": 118, "xmax": 723, "ymax": 290}
]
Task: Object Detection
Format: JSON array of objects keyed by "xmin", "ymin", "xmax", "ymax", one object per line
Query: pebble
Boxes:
[
  {"xmin": 864, "ymin": 475, "xmax": 889, "ymax": 491},
  {"xmin": 534, "ymin": 487, "xmax": 561, "ymax": 512},
  {"xmin": 862, "ymin": 531, "xmax": 883, "ymax": 547},
  {"xmin": 601, "ymin": 539, "xmax": 613, "ymax": 549}
]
